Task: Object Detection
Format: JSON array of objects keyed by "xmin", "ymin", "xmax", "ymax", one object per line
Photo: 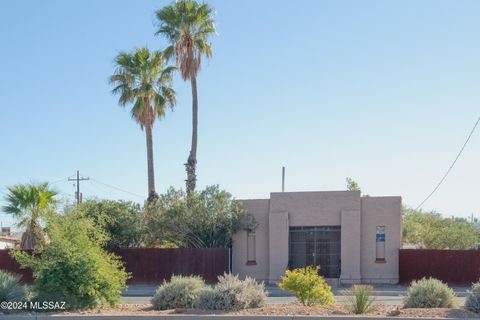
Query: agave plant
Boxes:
[{"xmin": 0, "ymin": 270, "xmax": 26, "ymax": 302}]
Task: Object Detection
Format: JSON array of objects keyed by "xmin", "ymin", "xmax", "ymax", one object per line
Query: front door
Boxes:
[{"xmin": 289, "ymin": 226, "xmax": 341, "ymax": 278}]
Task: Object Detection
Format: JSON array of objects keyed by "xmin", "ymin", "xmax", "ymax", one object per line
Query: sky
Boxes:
[{"xmin": 0, "ymin": 0, "xmax": 479, "ymax": 227}]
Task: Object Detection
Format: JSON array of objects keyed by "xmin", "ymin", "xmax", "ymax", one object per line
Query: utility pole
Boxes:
[
  {"xmin": 282, "ymin": 166, "xmax": 285, "ymax": 192},
  {"xmin": 68, "ymin": 170, "xmax": 89, "ymax": 205}
]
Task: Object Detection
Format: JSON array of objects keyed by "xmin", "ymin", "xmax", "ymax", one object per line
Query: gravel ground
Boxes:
[{"xmin": 60, "ymin": 303, "xmax": 480, "ymax": 318}]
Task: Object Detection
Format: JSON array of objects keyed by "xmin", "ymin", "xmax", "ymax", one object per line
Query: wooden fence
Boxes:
[
  {"xmin": 399, "ymin": 249, "xmax": 480, "ymax": 285},
  {"xmin": 0, "ymin": 248, "xmax": 229, "ymax": 284}
]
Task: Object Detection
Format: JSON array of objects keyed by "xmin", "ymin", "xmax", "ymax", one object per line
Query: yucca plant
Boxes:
[
  {"xmin": 0, "ymin": 270, "xmax": 26, "ymax": 302},
  {"xmin": 343, "ymin": 285, "xmax": 375, "ymax": 314}
]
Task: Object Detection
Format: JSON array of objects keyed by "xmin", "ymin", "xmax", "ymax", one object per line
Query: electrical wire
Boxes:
[
  {"xmin": 89, "ymin": 178, "xmax": 145, "ymax": 199},
  {"xmin": 415, "ymin": 116, "xmax": 480, "ymax": 210}
]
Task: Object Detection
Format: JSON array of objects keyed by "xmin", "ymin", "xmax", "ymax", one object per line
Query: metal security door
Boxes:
[{"xmin": 289, "ymin": 226, "xmax": 341, "ymax": 278}]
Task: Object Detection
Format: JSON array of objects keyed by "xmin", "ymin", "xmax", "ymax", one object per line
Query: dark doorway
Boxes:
[{"xmin": 289, "ymin": 226, "xmax": 341, "ymax": 278}]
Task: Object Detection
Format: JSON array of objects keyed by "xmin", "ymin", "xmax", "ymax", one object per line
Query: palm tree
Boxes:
[
  {"xmin": 110, "ymin": 48, "xmax": 176, "ymax": 202},
  {"xmin": 155, "ymin": 0, "xmax": 216, "ymax": 193},
  {"xmin": 2, "ymin": 182, "xmax": 57, "ymax": 250}
]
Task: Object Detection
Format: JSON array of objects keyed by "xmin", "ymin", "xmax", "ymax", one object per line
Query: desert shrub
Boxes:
[
  {"xmin": 403, "ymin": 277, "xmax": 457, "ymax": 308},
  {"xmin": 73, "ymin": 200, "xmax": 143, "ymax": 249},
  {"xmin": 278, "ymin": 266, "xmax": 335, "ymax": 307},
  {"xmin": 0, "ymin": 270, "xmax": 27, "ymax": 302},
  {"xmin": 196, "ymin": 273, "xmax": 267, "ymax": 311},
  {"xmin": 143, "ymin": 186, "xmax": 247, "ymax": 248},
  {"xmin": 11, "ymin": 213, "xmax": 129, "ymax": 310},
  {"xmin": 343, "ymin": 285, "xmax": 375, "ymax": 314},
  {"xmin": 465, "ymin": 282, "xmax": 480, "ymax": 313},
  {"xmin": 151, "ymin": 275, "xmax": 205, "ymax": 310}
]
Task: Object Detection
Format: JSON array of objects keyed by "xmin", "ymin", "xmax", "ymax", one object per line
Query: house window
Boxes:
[
  {"xmin": 246, "ymin": 231, "xmax": 256, "ymax": 265},
  {"xmin": 376, "ymin": 226, "xmax": 386, "ymax": 262}
]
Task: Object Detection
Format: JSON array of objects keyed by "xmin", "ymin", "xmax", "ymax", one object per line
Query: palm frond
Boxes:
[
  {"xmin": 155, "ymin": 0, "xmax": 216, "ymax": 80},
  {"xmin": 110, "ymin": 47, "xmax": 176, "ymax": 128}
]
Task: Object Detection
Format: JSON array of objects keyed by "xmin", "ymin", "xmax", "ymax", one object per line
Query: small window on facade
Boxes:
[
  {"xmin": 376, "ymin": 226, "xmax": 386, "ymax": 262},
  {"xmin": 246, "ymin": 230, "xmax": 256, "ymax": 265}
]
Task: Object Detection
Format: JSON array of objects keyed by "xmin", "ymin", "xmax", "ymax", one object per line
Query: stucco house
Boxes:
[{"xmin": 232, "ymin": 190, "xmax": 401, "ymax": 284}]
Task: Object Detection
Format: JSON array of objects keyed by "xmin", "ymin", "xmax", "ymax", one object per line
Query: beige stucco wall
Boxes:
[
  {"xmin": 340, "ymin": 210, "xmax": 361, "ymax": 283},
  {"xmin": 232, "ymin": 199, "xmax": 270, "ymax": 281},
  {"xmin": 232, "ymin": 191, "xmax": 402, "ymax": 284},
  {"xmin": 270, "ymin": 191, "xmax": 360, "ymax": 227},
  {"xmin": 360, "ymin": 196, "xmax": 402, "ymax": 284}
]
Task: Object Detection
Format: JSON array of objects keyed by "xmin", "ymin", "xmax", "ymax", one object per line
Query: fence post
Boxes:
[{"xmin": 228, "ymin": 246, "xmax": 232, "ymax": 273}]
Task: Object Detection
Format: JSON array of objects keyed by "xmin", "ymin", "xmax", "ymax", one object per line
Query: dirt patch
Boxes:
[{"xmin": 57, "ymin": 303, "xmax": 480, "ymax": 318}]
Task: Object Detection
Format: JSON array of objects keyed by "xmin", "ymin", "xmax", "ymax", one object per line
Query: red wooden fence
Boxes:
[
  {"xmin": 0, "ymin": 248, "xmax": 229, "ymax": 284},
  {"xmin": 399, "ymin": 249, "xmax": 480, "ymax": 285}
]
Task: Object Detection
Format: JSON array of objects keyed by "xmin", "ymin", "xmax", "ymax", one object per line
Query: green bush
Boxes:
[
  {"xmin": 196, "ymin": 273, "xmax": 267, "ymax": 311},
  {"xmin": 278, "ymin": 266, "xmax": 335, "ymax": 307},
  {"xmin": 403, "ymin": 277, "xmax": 457, "ymax": 308},
  {"xmin": 74, "ymin": 200, "xmax": 143, "ymax": 250},
  {"xmin": 143, "ymin": 186, "xmax": 247, "ymax": 248},
  {"xmin": 12, "ymin": 213, "xmax": 129, "ymax": 310},
  {"xmin": 151, "ymin": 275, "xmax": 205, "ymax": 310},
  {"xmin": 0, "ymin": 270, "xmax": 27, "ymax": 302},
  {"xmin": 343, "ymin": 285, "xmax": 375, "ymax": 314},
  {"xmin": 465, "ymin": 282, "xmax": 480, "ymax": 313}
]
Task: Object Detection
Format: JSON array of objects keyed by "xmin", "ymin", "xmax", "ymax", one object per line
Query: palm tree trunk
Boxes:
[
  {"xmin": 20, "ymin": 221, "xmax": 34, "ymax": 250},
  {"xmin": 186, "ymin": 76, "xmax": 198, "ymax": 193},
  {"xmin": 20, "ymin": 220, "xmax": 44, "ymax": 250},
  {"xmin": 145, "ymin": 123, "xmax": 158, "ymax": 202}
]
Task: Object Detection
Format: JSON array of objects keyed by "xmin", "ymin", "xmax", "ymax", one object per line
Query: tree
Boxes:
[
  {"xmin": 2, "ymin": 182, "xmax": 57, "ymax": 250},
  {"xmin": 11, "ymin": 212, "xmax": 129, "ymax": 310},
  {"xmin": 72, "ymin": 200, "xmax": 142, "ymax": 250},
  {"xmin": 346, "ymin": 177, "xmax": 361, "ymax": 192},
  {"xmin": 155, "ymin": 0, "xmax": 216, "ymax": 193},
  {"xmin": 403, "ymin": 207, "xmax": 479, "ymax": 249},
  {"xmin": 110, "ymin": 48, "xmax": 176, "ymax": 202},
  {"xmin": 144, "ymin": 185, "xmax": 245, "ymax": 248}
]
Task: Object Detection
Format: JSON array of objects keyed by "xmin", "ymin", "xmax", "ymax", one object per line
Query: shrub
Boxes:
[
  {"xmin": 343, "ymin": 285, "xmax": 375, "ymax": 314},
  {"xmin": 403, "ymin": 277, "xmax": 457, "ymax": 308},
  {"xmin": 151, "ymin": 275, "xmax": 205, "ymax": 310},
  {"xmin": 0, "ymin": 270, "xmax": 27, "ymax": 302},
  {"xmin": 11, "ymin": 213, "xmax": 129, "ymax": 310},
  {"xmin": 143, "ymin": 186, "xmax": 246, "ymax": 248},
  {"xmin": 196, "ymin": 273, "xmax": 267, "ymax": 311},
  {"xmin": 74, "ymin": 200, "xmax": 143, "ymax": 249},
  {"xmin": 465, "ymin": 282, "xmax": 480, "ymax": 313},
  {"xmin": 278, "ymin": 266, "xmax": 335, "ymax": 307}
]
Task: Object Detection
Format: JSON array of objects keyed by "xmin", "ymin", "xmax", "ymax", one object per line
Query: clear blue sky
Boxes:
[{"xmin": 1, "ymin": 0, "xmax": 479, "ymax": 226}]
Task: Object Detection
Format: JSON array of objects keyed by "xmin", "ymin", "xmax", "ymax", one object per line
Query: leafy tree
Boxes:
[
  {"xmin": 403, "ymin": 208, "xmax": 479, "ymax": 249},
  {"xmin": 144, "ymin": 185, "xmax": 245, "ymax": 248},
  {"xmin": 2, "ymin": 182, "xmax": 57, "ymax": 250},
  {"xmin": 12, "ymin": 212, "xmax": 129, "ymax": 310},
  {"xmin": 155, "ymin": 0, "xmax": 216, "ymax": 193},
  {"xmin": 346, "ymin": 177, "xmax": 361, "ymax": 192},
  {"xmin": 110, "ymin": 48, "xmax": 176, "ymax": 202},
  {"xmin": 73, "ymin": 200, "xmax": 142, "ymax": 250}
]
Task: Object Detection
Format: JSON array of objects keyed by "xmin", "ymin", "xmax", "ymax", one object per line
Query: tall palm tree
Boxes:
[
  {"xmin": 2, "ymin": 182, "xmax": 57, "ymax": 250},
  {"xmin": 155, "ymin": 0, "xmax": 216, "ymax": 193},
  {"xmin": 110, "ymin": 48, "xmax": 176, "ymax": 202}
]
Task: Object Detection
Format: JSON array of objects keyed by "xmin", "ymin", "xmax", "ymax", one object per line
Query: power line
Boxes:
[
  {"xmin": 68, "ymin": 170, "xmax": 89, "ymax": 205},
  {"xmin": 416, "ymin": 116, "xmax": 480, "ymax": 210},
  {"xmin": 89, "ymin": 178, "xmax": 145, "ymax": 199}
]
